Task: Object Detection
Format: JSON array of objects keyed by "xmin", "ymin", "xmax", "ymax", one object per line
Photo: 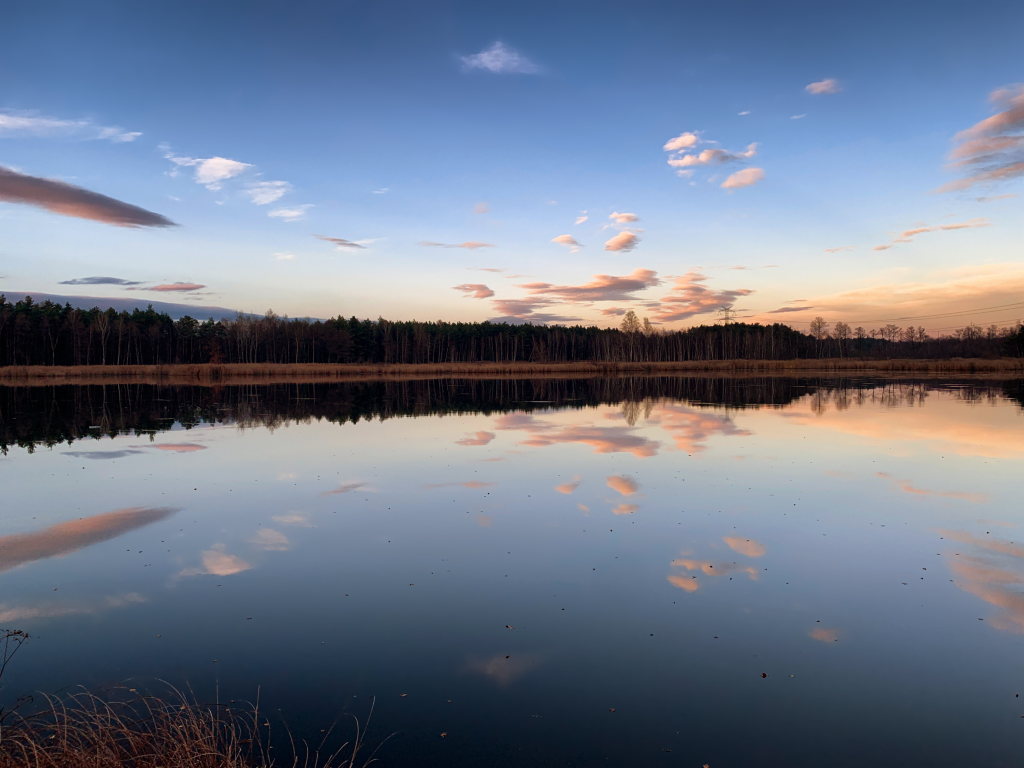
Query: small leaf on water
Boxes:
[
  {"xmin": 761, "ymin": 673, "xmax": 768, "ymax": 678},
  {"xmin": 441, "ymin": 732, "xmax": 447, "ymax": 738},
  {"xmin": 506, "ymin": 625, "xmax": 514, "ymax": 629},
  {"xmin": 400, "ymin": 693, "xmax": 407, "ymax": 697},
  {"xmin": 609, "ymin": 708, "xmax": 615, "ymax": 712}
]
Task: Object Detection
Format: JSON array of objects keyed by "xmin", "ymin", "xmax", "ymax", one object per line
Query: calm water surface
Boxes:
[{"xmin": 1, "ymin": 377, "xmax": 1023, "ymax": 767}]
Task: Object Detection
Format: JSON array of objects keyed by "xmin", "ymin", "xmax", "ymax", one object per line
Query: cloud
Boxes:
[
  {"xmin": 148, "ymin": 443, "xmax": 206, "ymax": 452},
  {"xmin": 608, "ymin": 211, "xmax": 639, "ymax": 223},
  {"xmin": 604, "ymin": 231, "xmax": 640, "ymax": 252},
  {"xmin": 180, "ymin": 544, "xmax": 252, "ymax": 577},
  {"xmin": 739, "ymin": 110, "xmax": 750, "ymax": 116},
  {"xmin": 647, "ymin": 270, "xmax": 753, "ymax": 323},
  {"xmin": 575, "ymin": 214, "xmax": 588, "ymax": 225},
  {"xmin": 275, "ymin": 252, "xmax": 295, "ymax": 260},
  {"xmin": 606, "ymin": 475, "xmax": 639, "ymax": 496},
  {"xmin": 468, "ymin": 267, "xmax": 507, "ymax": 273},
  {"xmin": 723, "ymin": 536, "xmax": 766, "ymax": 557},
  {"xmin": 976, "ymin": 193, "xmax": 1017, "ymax": 202},
  {"xmin": 456, "ymin": 431, "xmax": 495, "ymax": 446},
  {"xmin": 372, "ymin": 188, "xmax": 389, "ymax": 194},
  {"xmin": 653, "ymin": 402, "xmax": 751, "ymax": 453},
  {"xmin": 453, "ymin": 283, "xmax": 495, "ymax": 299},
  {"xmin": 791, "ymin": 114, "xmax": 806, "ymax": 120},
  {"xmin": 268, "ymin": 204, "xmax": 313, "ymax": 221},
  {"xmin": 667, "ymin": 556, "xmax": 759, "ymax": 591},
  {"xmin": 663, "ymin": 132, "xmax": 701, "ymax": 151},
  {"xmin": 163, "ymin": 150, "xmax": 251, "ymax": 190},
  {"xmin": 873, "ymin": 244, "xmax": 892, "ymax": 251},
  {"xmin": 0, "ymin": 110, "xmax": 141, "ymax": 142},
  {"xmin": 250, "ymin": 528, "xmax": 289, "ymax": 551},
  {"xmin": 555, "ymin": 476, "xmax": 581, "ymax": 494},
  {"xmin": 0, "ymin": 507, "xmax": 177, "ymax": 574},
  {"xmin": 767, "ymin": 305, "xmax": 814, "ymax": 314},
  {"xmin": 601, "ymin": 307, "xmax": 627, "ymax": 317},
  {"xmin": 612, "ymin": 503, "xmax": 639, "ymax": 515},
  {"xmin": 149, "ymin": 282, "xmax": 205, "ymax": 292},
  {"xmin": 668, "ymin": 144, "xmax": 758, "ymax": 168},
  {"xmin": 824, "ymin": 246, "xmax": 856, "ymax": 253},
  {"xmin": 474, "ymin": 202, "xmax": 491, "ymax": 215},
  {"xmin": 941, "ymin": 85, "xmax": 1024, "ymax": 192},
  {"xmin": 721, "ymin": 167, "xmax": 765, "ymax": 189},
  {"xmin": 59, "ymin": 276, "xmax": 142, "ymax": 286},
  {"xmin": 0, "ymin": 166, "xmax": 177, "ymax": 228},
  {"xmin": 805, "ymin": 79, "xmax": 841, "ymax": 95},
  {"xmin": 424, "ymin": 481, "xmax": 496, "ymax": 490},
  {"xmin": 493, "ymin": 412, "xmax": 660, "ymax": 458},
  {"xmin": 419, "ymin": 241, "xmax": 495, "ymax": 250},
  {"xmin": 551, "ymin": 234, "xmax": 581, "ymax": 252},
  {"xmin": 315, "ymin": 234, "xmax": 366, "ymax": 250},
  {"xmin": 461, "ymin": 42, "xmax": 539, "ymax": 74},
  {"xmin": 895, "ymin": 218, "xmax": 991, "ymax": 243},
  {"xmin": 488, "ymin": 298, "xmax": 582, "ymax": 324},
  {"xmin": 519, "ymin": 268, "xmax": 660, "ymax": 303},
  {"xmin": 244, "ymin": 181, "xmax": 291, "ymax": 205}
]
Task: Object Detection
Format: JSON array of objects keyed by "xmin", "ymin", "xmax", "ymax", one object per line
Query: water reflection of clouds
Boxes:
[
  {"xmin": 667, "ymin": 555, "xmax": 759, "ymax": 592},
  {"xmin": 0, "ymin": 507, "xmax": 178, "ymax": 574},
  {"xmin": 272, "ymin": 513, "xmax": 311, "ymax": 527},
  {"xmin": 424, "ymin": 481, "xmax": 496, "ymax": 490},
  {"xmin": 456, "ymin": 431, "xmax": 495, "ymax": 446},
  {"xmin": 723, "ymin": 536, "xmax": 766, "ymax": 557},
  {"xmin": 941, "ymin": 529, "xmax": 1024, "ymax": 633},
  {"xmin": 464, "ymin": 653, "xmax": 539, "ymax": 685},
  {"xmin": 494, "ymin": 413, "xmax": 660, "ymax": 458},
  {"xmin": 650, "ymin": 403, "xmax": 751, "ymax": 454},
  {"xmin": 62, "ymin": 449, "xmax": 144, "ymax": 460},
  {"xmin": 320, "ymin": 481, "xmax": 371, "ymax": 497},
  {"xmin": 810, "ymin": 627, "xmax": 841, "ymax": 642},
  {"xmin": 606, "ymin": 475, "xmax": 639, "ymax": 496},
  {"xmin": 179, "ymin": 544, "xmax": 252, "ymax": 577},
  {"xmin": 0, "ymin": 592, "xmax": 145, "ymax": 623},
  {"xmin": 555, "ymin": 476, "xmax": 581, "ymax": 494},
  {"xmin": 612, "ymin": 504, "xmax": 639, "ymax": 515},
  {"xmin": 876, "ymin": 472, "xmax": 987, "ymax": 503},
  {"xmin": 250, "ymin": 528, "xmax": 289, "ymax": 551}
]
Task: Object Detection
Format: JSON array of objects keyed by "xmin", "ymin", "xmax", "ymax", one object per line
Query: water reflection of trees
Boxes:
[{"xmin": 1, "ymin": 376, "xmax": 1020, "ymax": 453}]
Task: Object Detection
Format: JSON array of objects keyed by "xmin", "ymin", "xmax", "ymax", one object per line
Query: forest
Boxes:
[{"xmin": 1, "ymin": 294, "xmax": 1022, "ymax": 367}]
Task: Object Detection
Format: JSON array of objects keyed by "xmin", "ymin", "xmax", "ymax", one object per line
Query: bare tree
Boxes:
[
  {"xmin": 642, "ymin": 317, "xmax": 655, "ymax": 336},
  {"xmin": 833, "ymin": 321, "xmax": 851, "ymax": 357},
  {"xmin": 94, "ymin": 312, "xmax": 110, "ymax": 365},
  {"xmin": 620, "ymin": 310, "xmax": 641, "ymax": 334}
]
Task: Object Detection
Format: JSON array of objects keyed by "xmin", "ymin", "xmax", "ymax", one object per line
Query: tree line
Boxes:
[{"xmin": 1, "ymin": 295, "xmax": 1021, "ymax": 367}]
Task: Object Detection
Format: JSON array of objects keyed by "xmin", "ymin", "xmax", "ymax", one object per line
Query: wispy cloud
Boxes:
[
  {"xmin": 474, "ymin": 202, "xmax": 491, "ymax": 215},
  {"xmin": 268, "ymin": 204, "xmax": 312, "ymax": 221},
  {"xmin": 608, "ymin": 211, "xmax": 639, "ymax": 223},
  {"xmin": 0, "ymin": 110, "xmax": 141, "ymax": 142},
  {"xmin": 250, "ymin": 528, "xmax": 289, "ymax": 551},
  {"xmin": 453, "ymin": 283, "xmax": 495, "ymax": 299},
  {"xmin": 824, "ymin": 246, "xmax": 856, "ymax": 253},
  {"xmin": 648, "ymin": 270, "xmax": 753, "ymax": 323},
  {"xmin": 723, "ymin": 536, "xmax": 766, "ymax": 557},
  {"xmin": 551, "ymin": 234, "xmax": 581, "ymax": 252},
  {"xmin": 468, "ymin": 267, "xmax": 507, "ymax": 273},
  {"xmin": 721, "ymin": 167, "xmax": 765, "ymax": 189},
  {"xmin": 419, "ymin": 241, "xmax": 495, "ymax": 250},
  {"xmin": 604, "ymin": 231, "xmax": 640, "ymax": 252},
  {"xmin": 488, "ymin": 297, "xmax": 582, "ymax": 324},
  {"xmin": 149, "ymin": 282, "xmax": 205, "ymax": 292},
  {"xmin": 244, "ymin": 180, "xmax": 291, "ymax": 205},
  {"xmin": 162, "ymin": 147, "xmax": 251, "ymax": 190},
  {"xmin": 315, "ymin": 234, "xmax": 366, "ymax": 250},
  {"xmin": 179, "ymin": 544, "xmax": 251, "ymax": 577},
  {"xmin": 791, "ymin": 114, "xmax": 806, "ymax": 120},
  {"xmin": 575, "ymin": 212, "xmax": 588, "ymax": 225},
  {"xmin": 976, "ymin": 193, "xmax": 1017, "ymax": 202},
  {"xmin": 555, "ymin": 476, "xmax": 581, "ymax": 494},
  {"xmin": 738, "ymin": 110, "xmax": 750, "ymax": 116},
  {"xmin": 456, "ymin": 431, "xmax": 495, "ymax": 446},
  {"xmin": 0, "ymin": 166, "xmax": 177, "ymax": 228},
  {"xmin": 606, "ymin": 475, "xmax": 639, "ymax": 496},
  {"xmin": 519, "ymin": 268, "xmax": 660, "ymax": 303},
  {"xmin": 941, "ymin": 85, "xmax": 1024, "ymax": 192},
  {"xmin": 320, "ymin": 481, "xmax": 370, "ymax": 497},
  {"xmin": 461, "ymin": 42, "xmax": 539, "ymax": 74},
  {"xmin": 668, "ymin": 144, "xmax": 757, "ymax": 168},
  {"xmin": 275, "ymin": 252, "xmax": 295, "ymax": 260},
  {"xmin": 876, "ymin": 472, "xmax": 987, "ymax": 503},
  {"xmin": 372, "ymin": 188, "xmax": 388, "ymax": 194},
  {"xmin": 767, "ymin": 305, "xmax": 814, "ymax": 314},
  {"xmin": 59, "ymin": 276, "xmax": 142, "ymax": 286},
  {"xmin": 805, "ymin": 79, "xmax": 841, "ymax": 95}
]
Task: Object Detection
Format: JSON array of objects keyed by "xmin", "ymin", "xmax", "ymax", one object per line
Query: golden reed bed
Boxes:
[{"xmin": 0, "ymin": 359, "xmax": 1020, "ymax": 386}]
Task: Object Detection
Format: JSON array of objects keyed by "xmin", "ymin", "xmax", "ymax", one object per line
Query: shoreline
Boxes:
[{"xmin": 0, "ymin": 358, "xmax": 1021, "ymax": 386}]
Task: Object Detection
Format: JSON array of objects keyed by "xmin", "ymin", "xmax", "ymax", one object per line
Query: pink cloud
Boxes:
[
  {"xmin": 419, "ymin": 241, "xmax": 495, "ymax": 250},
  {"xmin": 520, "ymin": 269, "xmax": 659, "ymax": 303},
  {"xmin": 456, "ymin": 431, "xmax": 495, "ymax": 446},
  {"xmin": 805, "ymin": 78, "xmax": 841, "ymax": 95},
  {"xmin": 647, "ymin": 270, "xmax": 752, "ymax": 323},
  {"xmin": 606, "ymin": 475, "xmax": 639, "ymax": 496},
  {"xmin": 604, "ymin": 231, "xmax": 639, "ymax": 251},
  {"xmin": 150, "ymin": 282, "xmax": 205, "ymax": 292},
  {"xmin": 721, "ymin": 167, "xmax": 765, "ymax": 189},
  {"xmin": 151, "ymin": 443, "xmax": 206, "ymax": 452},
  {"xmin": 941, "ymin": 84, "xmax": 1024, "ymax": 191},
  {"xmin": 453, "ymin": 283, "xmax": 495, "ymax": 299}
]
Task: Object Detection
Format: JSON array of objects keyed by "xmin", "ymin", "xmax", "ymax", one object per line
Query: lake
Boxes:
[{"xmin": 1, "ymin": 376, "xmax": 1023, "ymax": 767}]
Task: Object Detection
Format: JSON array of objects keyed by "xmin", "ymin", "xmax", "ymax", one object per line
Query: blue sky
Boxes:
[{"xmin": 2, "ymin": 0, "xmax": 1022, "ymax": 333}]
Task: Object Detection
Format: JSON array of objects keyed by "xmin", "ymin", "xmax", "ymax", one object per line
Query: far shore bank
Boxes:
[{"xmin": 0, "ymin": 358, "xmax": 1021, "ymax": 386}]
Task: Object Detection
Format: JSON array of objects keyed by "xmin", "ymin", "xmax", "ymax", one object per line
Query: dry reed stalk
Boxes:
[
  {"xmin": 0, "ymin": 685, "xmax": 391, "ymax": 768},
  {"xmin": 0, "ymin": 358, "xmax": 1020, "ymax": 387}
]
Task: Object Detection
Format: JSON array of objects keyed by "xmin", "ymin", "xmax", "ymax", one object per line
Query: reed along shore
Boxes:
[{"xmin": 0, "ymin": 358, "xmax": 1021, "ymax": 386}]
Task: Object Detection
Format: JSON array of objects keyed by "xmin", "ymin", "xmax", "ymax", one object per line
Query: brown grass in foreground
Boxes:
[
  {"xmin": 0, "ymin": 686, "xmax": 390, "ymax": 768},
  {"xmin": 0, "ymin": 358, "xmax": 1021, "ymax": 386}
]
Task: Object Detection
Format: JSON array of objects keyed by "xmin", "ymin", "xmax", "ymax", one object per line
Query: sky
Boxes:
[{"xmin": 1, "ymin": 0, "xmax": 1023, "ymax": 334}]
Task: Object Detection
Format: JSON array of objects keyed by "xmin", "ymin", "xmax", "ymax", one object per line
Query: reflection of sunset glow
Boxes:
[
  {"xmin": 150, "ymin": 443, "xmax": 207, "ymax": 453},
  {"xmin": 723, "ymin": 536, "xmax": 766, "ymax": 557},
  {"xmin": 876, "ymin": 473, "xmax": 987, "ymax": 503},
  {"xmin": 555, "ymin": 476, "xmax": 581, "ymax": 494},
  {"xmin": 810, "ymin": 627, "xmax": 840, "ymax": 642},
  {"xmin": 477, "ymin": 514, "xmax": 494, "ymax": 527},
  {"xmin": 606, "ymin": 475, "xmax": 639, "ymax": 496},
  {"xmin": 651, "ymin": 403, "xmax": 751, "ymax": 453},
  {"xmin": 0, "ymin": 507, "xmax": 178, "ymax": 574},
  {"xmin": 456, "ymin": 431, "xmax": 495, "ymax": 446},
  {"xmin": 464, "ymin": 653, "xmax": 538, "ymax": 684},
  {"xmin": 250, "ymin": 528, "xmax": 289, "ymax": 551},
  {"xmin": 666, "ymin": 574, "xmax": 700, "ymax": 592},
  {"xmin": 941, "ymin": 529, "xmax": 1024, "ymax": 633},
  {"xmin": 612, "ymin": 504, "xmax": 639, "ymax": 515},
  {"xmin": 320, "ymin": 481, "xmax": 370, "ymax": 497},
  {"xmin": 424, "ymin": 481, "xmax": 496, "ymax": 489},
  {"xmin": 667, "ymin": 554, "xmax": 759, "ymax": 591},
  {"xmin": 180, "ymin": 544, "xmax": 252, "ymax": 577}
]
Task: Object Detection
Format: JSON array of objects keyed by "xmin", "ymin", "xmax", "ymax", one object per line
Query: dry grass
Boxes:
[
  {"xmin": 0, "ymin": 685, "xmax": 390, "ymax": 768},
  {"xmin": 0, "ymin": 358, "xmax": 1020, "ymax": 386}
]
